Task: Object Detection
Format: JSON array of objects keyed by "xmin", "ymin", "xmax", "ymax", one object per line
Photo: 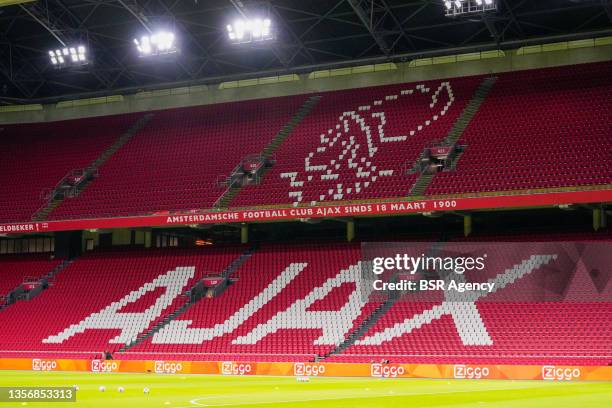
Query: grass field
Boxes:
[{"xmin": 0, "ymin": 371, "xmax": 610, "ymax": 408}]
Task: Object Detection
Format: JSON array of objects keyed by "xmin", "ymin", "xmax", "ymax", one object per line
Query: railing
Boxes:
[
  {"xmin": 216, "ymin": 174, "xmax": 230, "ymax": 187},
  {"xmin": 212, "ymin": 153, "xmax": 274, "ymax": 208},
  {"xmin": 212, "ymin": 178, "xmax": 241, "ymax": 209},
  {"xmin": 22, "ymin": 277, "xmax": 41, "ymax": 291},
  {"xmin": 242, "ymin": 153, "xmax": 265, "ymax": 171},
  {"xmin": 216, "ymin": 153, "xmax": 260, "ymax": 188},
  {"xmin": 40, "ymin": 169, "xmax": 81, "ymax": 200},
  {"xmin": 33, "ymin": 168, "xmax": 101, "ymax": 218},
  {"xmin": 265, "ymin": 152, "xmax": 277, "ymax": 164},
  {"xmin": 39, "ymin": 168, "xmax": 100, "ymax": 201}
]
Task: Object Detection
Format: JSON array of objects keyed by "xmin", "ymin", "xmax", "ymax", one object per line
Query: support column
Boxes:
[
  {"xmin": 144, "ymin": 231, "xmax": 152, "ymax": 248},
  {"xmin": 347, "ymin": 219, "xmax": 355, "ymax": 242},
  {"xmin": 601, "ymin": 207, "xmax": 607, "ymax": 229},
  {"xmin": 240, "ymin": 223, "xmax": 249, "ymax": 244},
  {"xmin": 464, "ymin": 214, "xmax": 472, "ymax": 237},
  {"xmin": 593, "ymin": 207, "xmax": 601, "ymax": 231}
]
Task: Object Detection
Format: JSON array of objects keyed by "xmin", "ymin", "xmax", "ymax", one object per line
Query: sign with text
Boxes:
[
  {"xmin": 0, "ymin": 190, "xmax": 610, "ymax": 235},
  {"xmin": 0, "ymin": 358, "xmax": 610, "ymax": 381}
]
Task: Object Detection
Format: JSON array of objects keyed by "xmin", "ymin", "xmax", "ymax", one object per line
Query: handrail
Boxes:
[
  {"xmin": 212, "ymin": 178, "xmax": 241, "ymax": 209},
  {"xmin": 212, "ymin": 153, "xmax": 271, "ymax": 209},
  {"xmin": 39, "ymin": 168, "xmax": 96, "ymax": 201},
  {"xmin": 32, "ymin": 168, "xmax": 100, "ymax": 219}
]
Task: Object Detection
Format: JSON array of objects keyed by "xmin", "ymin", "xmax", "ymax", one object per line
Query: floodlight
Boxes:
[
  {"xmin": 48, "ymin": 45, "xmax": 88, "ymax": 67},
  {"xmin": 227, "ymin": 18, "xmax": 273, "ymax": 44},
  {"xmin": 134, "ymin": 31, "xmax": 177, "ymax": 57},
  {"xmin": 444, "ymin": 0, "xmax": 496, "ymax": 16}
]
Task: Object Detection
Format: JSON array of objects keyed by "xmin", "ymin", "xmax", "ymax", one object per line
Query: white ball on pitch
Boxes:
[
  {"xmin": 73, "ymin": 385, "xmax": 79, "ymax": 391},
  {"xmin": 143, "ymin": 387, "xmax": 150, "ymax": 394},
  {"xmin": 118, "ymin": 387, "xmax": 125, "ymax": 393},
  {"xmin": 99, "ymin": 386, "xmax": 106, "ymax": 392}
]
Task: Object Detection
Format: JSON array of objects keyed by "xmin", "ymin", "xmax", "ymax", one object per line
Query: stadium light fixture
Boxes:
[
  {"xmin": 226, "ymin": 18, "xmax": 273, "ymax": 44},
  {"xmin": 48, "ymin": 45, "xmax": 88, "ymax": 67},
  {"xmin": 444, "ymin": 0, "xmax": 496, "ymax": 16},
  {"xmin": 134, "ymin": 31, "xmax": 177, "ymax": 57}
]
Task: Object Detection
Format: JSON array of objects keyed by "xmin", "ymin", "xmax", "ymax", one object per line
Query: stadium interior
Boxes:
[{"xmin": 0, "ymin": 0, "xmax": 610, "ymax": 407}]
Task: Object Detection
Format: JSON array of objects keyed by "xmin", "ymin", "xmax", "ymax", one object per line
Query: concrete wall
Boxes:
[
  {"xmin": 111, "ymin": 229, "xmax": 132, "ymax": 246},
  {"xmin": 1, "ymin": 45, "xmax": 611, "ymax": 125}
]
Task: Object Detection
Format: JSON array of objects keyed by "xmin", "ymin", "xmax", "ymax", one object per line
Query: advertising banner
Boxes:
[
  {"xmin": 0, "ymin": 189, "xmax": 610, "ymax": 235},
  {"xmin": 0, "ymin": 358, "xmax": 610, "ymax": 381}
]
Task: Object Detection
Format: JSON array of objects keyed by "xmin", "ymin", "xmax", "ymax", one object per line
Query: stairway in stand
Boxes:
[
  {"xmin": 117, "ymin": 246, "xmax": 255, "ymax": 352},
  {"xmin": 321, "ymin": 240, "xmax": 447, "ymax": 360},
  {"xmin": 32, "ymin": 113, "xmax": 155, "ymax": 221},
  {"xmin": 0, "ymin": 257, "xmax": 75, "ymax": 311},
  {"xmin": 214, "ymin": 95, "xmax": 322, "ymax": 209},
  {"xmin": 408, "ymin": 77, "xmax": 497, "ymax": 197}
]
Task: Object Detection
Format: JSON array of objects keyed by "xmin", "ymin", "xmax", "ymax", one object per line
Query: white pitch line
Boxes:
[{"xmin": 185, "ymin": 382, "xmax": 561, "ymax": 407}]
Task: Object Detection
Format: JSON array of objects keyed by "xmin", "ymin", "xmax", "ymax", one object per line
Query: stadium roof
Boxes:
[{"xmin": 0, "ymin": 0, "xmax": 611, "ymax": 103}]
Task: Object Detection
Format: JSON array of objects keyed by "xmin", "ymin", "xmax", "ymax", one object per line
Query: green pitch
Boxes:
[{"xmin": 0, "ymin": 371, "xmax": 610, "ymax": 408}]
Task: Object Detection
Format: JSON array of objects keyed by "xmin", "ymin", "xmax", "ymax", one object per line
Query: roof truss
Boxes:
[{"xmin": 0, "ymin": 0, "xmax": 609, "ymax": 103}]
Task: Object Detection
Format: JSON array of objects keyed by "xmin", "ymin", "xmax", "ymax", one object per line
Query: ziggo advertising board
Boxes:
[{"xmin": 1, "ymin": 359, "xmax": 610, "ymax": 381}]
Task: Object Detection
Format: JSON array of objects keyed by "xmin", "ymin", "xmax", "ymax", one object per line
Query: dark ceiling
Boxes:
[{"xmin": 0, "ymin": 0, "xmax": 611, "ymax": 103}]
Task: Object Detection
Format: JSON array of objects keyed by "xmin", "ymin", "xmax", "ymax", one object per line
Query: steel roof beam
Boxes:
[
  {"xmin": 116, "ymin": 0, "xmax": 152, "ymax": 34},
  {"xmin": 346, "ymin": 0, "xmax": 391, "ymax": 55},
  {"xmin": 602, "ymin": 0, "xmax": 612, "ymax": 22},
  {"xmin": 20, "ymin": 27, "xmax": 612, "ymax": 105},
  {"xmin": 19, "ymin": 3, "xmax": 66, "ymax": 46}
]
